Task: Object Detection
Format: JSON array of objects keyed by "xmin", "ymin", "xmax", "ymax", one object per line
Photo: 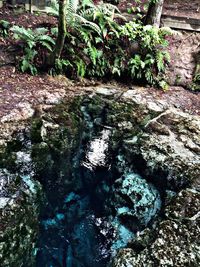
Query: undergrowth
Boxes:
[{"xmin": 6, "ymin": 0, "xmax": 173, "ymax": 89}]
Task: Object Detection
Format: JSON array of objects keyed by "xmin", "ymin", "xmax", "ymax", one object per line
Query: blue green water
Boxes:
[
  {"xmin": 35, "ymin": 128, "xmax": 161, "ymax": 267},
  {"xmin": 36, "ymin": 165, "xmax": 114, "ymax": 267},
  {"xmin": 35, "ymin": 127, "xmax": 114, "ymax": 267}
]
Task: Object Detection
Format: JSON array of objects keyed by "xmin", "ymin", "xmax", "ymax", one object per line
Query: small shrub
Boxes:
[
  {"xmin": 11, "ymin": 0, "xmax": 172, "ymax": 89},
  {"xmin": 11, "ymin": 26, "xmax": 55, "ymax": 75},
  {"xmin": 0, "ymin": 20, "xmax": 10, "ymax": 38}
]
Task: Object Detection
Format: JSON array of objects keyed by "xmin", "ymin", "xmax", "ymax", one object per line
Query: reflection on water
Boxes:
[{"xmin": 82, "ymin": 129, "xmax": 111, "ymax": 171}]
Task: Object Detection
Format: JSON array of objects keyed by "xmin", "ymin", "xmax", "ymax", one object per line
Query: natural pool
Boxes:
[
  {"xmin": 0, "ymin": 94, "xmax": 163, "ymax": 267},
  {"xmin": 1, "ymin": 89, "xmax": 199, "ymax": 267},
  {"xmin": 35, "ymin": 125, "xmax": 161, "ymax": 267},
  {"xmin": 35, "ymin": 127, "xmax": 113, "ymax": 266}
]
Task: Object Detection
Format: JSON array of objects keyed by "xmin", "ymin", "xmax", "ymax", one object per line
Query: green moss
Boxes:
[
  {"xmin": 30, "ymin": 118, "xmax": 43, "ymax": 143},
  {"xmin": 0, "ymin": 172, "xmax": 42, "ymax": 267},
  {"xmin": 0, "ymin": 140, "xmax": 23, "ymax": 171}
]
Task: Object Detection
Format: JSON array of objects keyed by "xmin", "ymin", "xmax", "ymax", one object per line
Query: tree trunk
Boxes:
[
  {"xmin": 145, "ymin": 0, "xmax": 164, "ymax": 27},
  {"xmin": 48, "ymin": 0, "xmax": 67, "ymax": 66}
]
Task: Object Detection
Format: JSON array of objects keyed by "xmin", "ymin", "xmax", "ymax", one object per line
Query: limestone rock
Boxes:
[
  {"xmin": 109, "ymin": 91, "xmax": 200, "ymax": 189},
  {"xmin": 113, "ymin": 172, "xmax": 161, "ymax": 227},
  {"xmin": 0, "ymin": 169, "xmax": 41, "ymax": 267},
  {"xmin": 112, "ymin": 189, "xmax": 200, "ymax": 267}
]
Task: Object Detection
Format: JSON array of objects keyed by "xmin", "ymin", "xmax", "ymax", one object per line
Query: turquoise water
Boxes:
[
  {"xmin": 36, "ymin": 128, "xmax": 115, "ymax": 267},
  {"xmin": 35, "ymin": 129, "xmax": 161, "ymax": 267},
  {"xmin": 36, "ymin": 165, "xmax": 114, "ymax": 267}
]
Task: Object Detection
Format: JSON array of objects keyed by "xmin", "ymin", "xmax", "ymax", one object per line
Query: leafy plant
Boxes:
[
  {"xmin": 46, "ymin": 0, "xmax": 101, "ymax": 35},
  {"xmin": 75, "ymin": 58, "xmax": 86, "ymax": 77},
  {"xmin": 20, "ymin": 48, "xmax": 38, "ymax": 75},
  {"xmin": 11, "ymin": 25, "xmax": 55, "ymax": 74},
  {"xmin": 0, "ymin": 20, "xmax": 10, "ymax": 38},
  {"xmin": 55, "ymin": 58, "xmax": 72, "ymax": 73},
  {"xmin": 10, "ymin": 0, "xmax": 172, "ymax": 89},
  {"xmin": 11, "ymin": 26, "xmax": 55, "ymax": 50},
  {"xmin": 129, "ymin": 54, "xmax": 145, "ymax": 79},
  {"xmin": 122, "ymin": 21, "xmax": 172, "ymax": 87}
]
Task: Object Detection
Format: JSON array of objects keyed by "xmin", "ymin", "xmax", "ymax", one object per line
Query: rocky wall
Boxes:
[
  {"xmin": 0, "ymin": 85, "xmax": 199, "ymax": 266},
  {"xmin": 166, "ymin": 31, "xmax": 200, "ymax": 89},
  {"xmin": 0, "ymin": 98, "xmax": 85, "ymax": 266},
  {"xmin": 89, "ymin": 87, "xmax": 200, "ymax": 267}
]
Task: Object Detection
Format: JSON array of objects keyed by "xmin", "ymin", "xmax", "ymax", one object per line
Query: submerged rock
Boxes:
[
  {"xmin": 113, "ymin": 173, "xmax": 161, "ymax": 226},
  {"xmin": 112, "ymin": 189, "xmax": 200, "ymax": 267},
  {"xmin": 111, "ymin": 172, "xmax": 161, "ymax": 251}
]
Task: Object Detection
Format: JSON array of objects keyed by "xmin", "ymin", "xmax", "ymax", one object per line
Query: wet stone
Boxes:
[{"xmin": 1, "ymin": 90, "xmax": 199, "ymax": 267}]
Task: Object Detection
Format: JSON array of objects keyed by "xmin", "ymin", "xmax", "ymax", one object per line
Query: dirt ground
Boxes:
[
  {"xmin": 163, "ymin": 0, "xmax": 200, "ymax": 19},
  {"xmin": 0, "ymin": 65, "xmax": 199, "ymax": 122},
  {"xmin": 0, "ymin": 0, "xmax": 200, "ymax": 22},
  {"xmin": 0, "ymin": 1, "xmax": 199, "ymax": 122},
  {"xmin": 118, "ymin": 0, "xmax": 200, "ymax": 19}
]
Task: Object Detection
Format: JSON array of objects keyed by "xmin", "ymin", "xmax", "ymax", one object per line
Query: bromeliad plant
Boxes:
[{"xmin": 11, "ymin": 26, "xmax": 55, "ymax": 75}]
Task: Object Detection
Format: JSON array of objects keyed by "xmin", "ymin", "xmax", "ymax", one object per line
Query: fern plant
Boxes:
[
  {"xmin": 11, "ymin": 26, "xmax": 55, "ymax": 50},
  {"xmin": 10, "ymin": 0, "xmax": 171, "ymax": 88},
  {"xmin": 122, "ymin": 20, "xmax": 172, "ymax": 87},
  {"xmin": 0, "ymin": 20, "xmax": 10, "ymax": 38},
  {"xmin": 46, "ymin": 0, "xmax": 101, "ymax": 35},
  {"xmin": 11, "ymin": 26, "xmax": 55, "ymax": 74},
  {"xmin": 80, "ymin": 0, "xmax": 125, "ymax": 39},
  {"xmin": 21, "ymin": 48, "xmax": 38, "ymax": 75},
  {"xmin": 155, "ymin": 50, "xmax": 170, "ymax": 72},
  {"xmin": 129, "ymin": 54, "xmax": 145, "ymax": 79}
]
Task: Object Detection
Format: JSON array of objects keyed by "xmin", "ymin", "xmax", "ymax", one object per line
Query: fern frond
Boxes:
[
  {"xmin": 74, "ymin": 14, "xmax": 101, "ymax": 35},
  {"xmin": 0, "ymin": 20, "xmax": 10, "ymax": 29},
  {"xmin": 67, "ymin": 0, "xmax": 79, "ymax": 14},
  {"xmin": 34, "ymin": 27, "xmax": 49, "ymax": 35},
  {"xmin": 86, "ymin": 45, "xmax": 98, "ymax": 65},
  {"xmin": 156, "ymin": 50, "xmax": 165, "ymax": 72},
  {"xmin": 45, "ymin": 0, "xmax": 59, "ymax": 16},
  {"xmin": 51, "ymin": 27, "xmax": 58, "ymax": 36},
  {"xmin": 97, "ymin": 3, "xmax": 121, "ymax": 14},
  {"xmin": 40, "ymin": 41, "xmax": 54, "ymax": 51},
  {"xmin": 162, "ymin": 50, "xmax": 171, "ymax": 63},
  {"xmin": 11, "ymin": 26, "xmax": 34, "ymax": 41},
  {"xmin": 75, "ymin": 59, "xmax": 86, "ymax": 77},
  {"xmin": 37, "ymin": 35, "xmax": 55, "ymax": 45}
]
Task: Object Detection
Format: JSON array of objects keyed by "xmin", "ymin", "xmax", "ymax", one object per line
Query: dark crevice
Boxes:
[{"xmin": 34, "ymin": 96, "xmax": 166, "ymax": 267}]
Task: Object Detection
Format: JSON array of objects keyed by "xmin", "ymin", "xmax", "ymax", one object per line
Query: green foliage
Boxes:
[
  {"xmin": 0, "ymin": 20, "xmax": 10, "ymax": 38},
  {"xmin": 11, "ymin": 26, "xmax": 55, "ymax": 50},
  {"xmin": 21, "ymin": 48, "xmax": 38, "ymax": 75},
  {"xmin": 10, "ymin": 0, "xmax": 171, "ymax": 89},
  {"xmin": 75, "ymin": 59, "xmax": 86, "ymax": 77},
  {"xmin": 194, "ymin": 73, "xmax": 200, "ymax": 83},
  {"xmin": 46, "ymin": 0, "xmax": 101, "ymax": 35},
  {"xmin": 122, "ymin": 22, "xmax": 171, "ymax": 86},
  {"xmin": 191, "ymin": 63, "xmax": 200, "ymax": 91},
  {"xmin": 11, "ymin": 25, "xmax": 55, "ymax": 74},
  {"xmin": 129, "ymin": 54, "xmax": 145, "ymax": 79},
  {"xmin": 55, "ymin": 58, "xmax": 72, "ymax": 72}
]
